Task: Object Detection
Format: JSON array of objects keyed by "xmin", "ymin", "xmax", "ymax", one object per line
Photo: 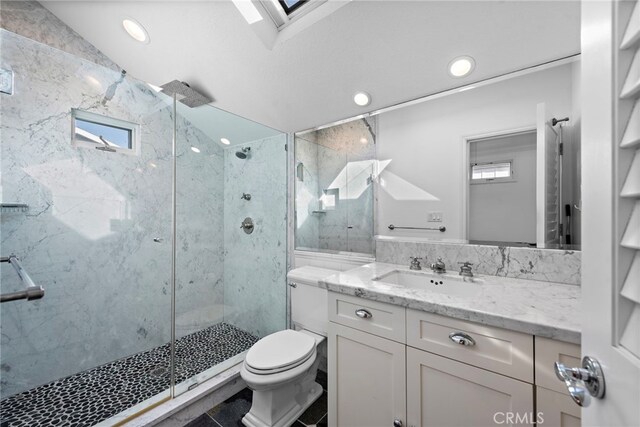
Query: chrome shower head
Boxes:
[
  {"xmin": 236, "ymin": 147, "xmax": 251, "ymax": 159},
  {"xmin": 159, "ymin": 80, "xmax": 212, "ymax": 108}
]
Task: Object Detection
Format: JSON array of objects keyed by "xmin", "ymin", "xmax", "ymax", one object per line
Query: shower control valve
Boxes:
[{"xmin": 240, "ymin": 217, "xmax": 255, "ymax": 234}]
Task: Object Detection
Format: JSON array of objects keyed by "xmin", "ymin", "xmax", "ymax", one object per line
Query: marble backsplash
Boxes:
[{"xmin": 376, "ymin": 237, "xmax": 581, "ymax": 285}]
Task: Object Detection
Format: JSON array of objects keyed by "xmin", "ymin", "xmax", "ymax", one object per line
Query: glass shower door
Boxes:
[
  {"xmin": 172, "ymin": 99, "xmax": 288, "ymax": 395},
  {"xmin": 0, "ymin": 30, "xmax": 173, "ymax": 425}
]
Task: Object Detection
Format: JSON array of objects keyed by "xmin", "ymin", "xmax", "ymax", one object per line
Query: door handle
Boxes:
[{"xmin": 554, "ymin": 356, "xmax": 605, "ymax": 407}]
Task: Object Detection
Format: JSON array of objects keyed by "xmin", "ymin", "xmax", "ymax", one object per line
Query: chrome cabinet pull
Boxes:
[
  {"xmin": 393, "ymin": 419, "xmax": 403, "ymax": 427},
  {"xmin": 355, "ymin": 309, "xmax": 372, "ymax": 319},
  {"xmin": 554, "ymin": 356, "xmax": 605, "ymax": 407},
  {"xmin": 448, "ymin": 331, "xmax": 475, "ymax": 346}
]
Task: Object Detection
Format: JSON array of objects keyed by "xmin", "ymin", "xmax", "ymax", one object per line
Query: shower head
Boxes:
[
  {"xmin": 236, "ymin": 147, "xmax": 251, "ymax": 159},
  {"xmin": 159, "ymin": 80, "xmax": 212, "ymax": 108},
  {"xmin": 551, "ymin": 117, "xmax": 570, "ymax": 126}
]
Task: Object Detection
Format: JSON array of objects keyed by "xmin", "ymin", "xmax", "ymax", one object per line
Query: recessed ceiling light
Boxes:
[
  {"xmin": 191, "ymin": 146, "xmax": 201, "ymax": 153},
  {"xmin": 122, "ymin": 18, "xmax": 150, "ymax": 44},
  {"xmin": 353, "ymin": 92, "xmax": 371, "ymax": 107},
  {"xmin": 448, "ymin": 56, "xmax": 475, "ymax": 78},
  {"xmin": 360, "ymin": 137, "xmax": 368, "ymax": 144},
  {"xmin": 220, "ymin": 138, "xmax": 231, "ymax": 145}
]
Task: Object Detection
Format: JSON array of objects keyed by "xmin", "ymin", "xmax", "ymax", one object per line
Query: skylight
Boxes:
[{"xmin": 278, "ymin": 0, "xmax": 308, "ymax": 15}]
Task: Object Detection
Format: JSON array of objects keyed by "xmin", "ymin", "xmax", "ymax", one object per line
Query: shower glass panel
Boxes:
[
  {"xmin": 294, "ymin": 117, "xmax": 376, "ymax": 256},
  {"xmin": 173, "ymin": 102, "xmax": 288, "ymax": 395},
  {"xmin": 1, "ymin": 27, "xmax": 289, "ymax": 424},
  {"xmin": 0, "ymin": 29, "xmax": 173, "ymax": 424}
]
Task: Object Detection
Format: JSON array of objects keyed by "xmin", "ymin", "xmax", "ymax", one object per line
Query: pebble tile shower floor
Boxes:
[{"xmin": 0, "ymin": 323, "xmax": 258, "ymax": 427}]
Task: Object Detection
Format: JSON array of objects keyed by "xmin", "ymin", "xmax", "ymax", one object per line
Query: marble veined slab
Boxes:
[
  {"xmin": 321, "ymin": 262, "xmax": 581, "ymax": 344},
  {"xmin": 376, "ymin": 237, "xmax": 581, "ymax": 285}
]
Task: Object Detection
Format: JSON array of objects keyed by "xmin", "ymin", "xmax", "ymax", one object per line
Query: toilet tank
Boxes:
[{"xmin": 288, "ymin": 266, "xmax": 338, "ymax": 336}]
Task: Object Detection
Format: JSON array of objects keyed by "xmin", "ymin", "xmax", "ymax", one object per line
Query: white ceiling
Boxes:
[{"xmin": 43, "ymin": 0, "xmax": 581, "ymax": 133}]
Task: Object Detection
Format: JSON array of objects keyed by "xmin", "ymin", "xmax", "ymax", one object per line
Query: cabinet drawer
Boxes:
[
  {"xmin": 536, "ymin": 387, "xmax": 581, "ymax": 427},
  {"xmin": 535, "ymin": 337, "xmax": 581, "ymax": 394},
  {"xmin": 328, "ymin": 292, "xmax": 405, "ymax": 342},
  {"xmin": 407, "ymin": 309, "xmax": 534, "ymax": 382},
  {"xmin": 407, "ymin": 347, "xmax": 534, "ymax": 427}
]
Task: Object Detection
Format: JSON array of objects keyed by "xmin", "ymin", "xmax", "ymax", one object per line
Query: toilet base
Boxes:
[{"xmin": 242, "ymin": 367, "xmax": 322, "ymax": 427}]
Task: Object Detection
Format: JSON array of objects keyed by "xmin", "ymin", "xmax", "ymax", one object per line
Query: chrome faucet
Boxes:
[
  {"xmin": 409, "ymin": 257, "xmax": 423, "ymax": 270},
  {"xmin": 458, "ymin": 261, "xmax": 474, "ymax": 278},
  {"xmin": 430, "ymin": 257, "xmax": 446, "ymax": 273}
]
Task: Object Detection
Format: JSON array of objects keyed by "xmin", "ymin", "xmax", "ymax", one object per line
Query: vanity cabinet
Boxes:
[
  {"xmin": 327, "ymin": 292, "xmax": 580, "ymax": 427},
  {"xmin": 534, "ymin": 337, "xmax": 582, "ymax": 426},
  {"xmin": 327, "ymin": 322, "xmax": 406, "ymax": 427},
  {"xmin": 406, "ymin": 347, "xmax": 533, "ymax": 427}
]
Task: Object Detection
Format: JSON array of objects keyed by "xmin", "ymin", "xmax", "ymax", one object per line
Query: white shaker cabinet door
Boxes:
[
  {"xmin": 406, "ymin": 347, "xmax": 534, "ymax": 427},
  {"xmin": 328, "ymin": 322, "xmax": 406, "ymax": 427}
]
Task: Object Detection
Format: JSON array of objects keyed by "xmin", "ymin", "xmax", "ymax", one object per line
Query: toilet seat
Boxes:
[{"xmin": 244, "ymin": 330, "xmax": 316, "ymax": 375}]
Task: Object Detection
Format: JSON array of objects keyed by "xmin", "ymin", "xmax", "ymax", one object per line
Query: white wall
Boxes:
[{"xmin": 376, "ymin": 63, "xmax": 577, "ymax": 240}]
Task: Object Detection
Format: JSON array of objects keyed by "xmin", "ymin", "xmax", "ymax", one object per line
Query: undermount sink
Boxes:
[{"xmin": 373, "ymin": 270, "xmax": 483, "ymax": 297}]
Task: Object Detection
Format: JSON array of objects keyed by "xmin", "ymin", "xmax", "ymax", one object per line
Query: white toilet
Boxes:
[{"xmin": 240, "ymin": 266, "xmax": 337, "ymax": 427}]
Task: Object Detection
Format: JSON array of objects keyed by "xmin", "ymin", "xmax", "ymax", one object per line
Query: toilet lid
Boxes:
[{"xmin": 245, "ymin": 330, "xmax": 315, "ymax": 372}]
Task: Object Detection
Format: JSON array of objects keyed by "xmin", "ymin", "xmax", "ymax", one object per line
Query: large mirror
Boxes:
[
  {"xmin": 295, "ymin": 58, "xmax": 581, "ymax": 254},
  {"xmin": 376, "ymin": 59, "xmax": 581, "ymax": 250}
]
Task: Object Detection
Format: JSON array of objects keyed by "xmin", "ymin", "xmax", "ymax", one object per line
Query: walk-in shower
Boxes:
[{"xmin": 0, "ymin": 26, "xmax": 287, "ymax": 426}]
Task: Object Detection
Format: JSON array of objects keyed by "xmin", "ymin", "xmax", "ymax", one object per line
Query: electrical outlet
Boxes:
[{"xmin": 428, "ymin": 212, "xmax": 443, "ymax": 222}]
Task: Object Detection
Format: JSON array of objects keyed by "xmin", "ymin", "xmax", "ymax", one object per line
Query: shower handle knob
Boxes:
[
  {"xmin": 393, "ymin": 419, "xmax": 403, "ymax": 427},
  {"xmin": 240, "ymin": 217, "xmax": 255, "ymax": 234}
]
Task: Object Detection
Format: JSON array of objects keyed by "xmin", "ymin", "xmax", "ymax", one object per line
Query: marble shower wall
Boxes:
[
  {"xmin": 376, "ymin": 237, "xmax": 581, "ymax": 285},
  {"xmin": 295, "ymin": 118, "xmax": 375, "ymax": 255},
  {"xmin": 294, "ymin": 136, "xmax": 320, "ymax": 250},
  {"xmin": 223, "ymin": 136, "xmax": 288, "ymax": 338},
  {"xmin": 0, "ymin": 30, "xmax": 224, "ymax": 397}
]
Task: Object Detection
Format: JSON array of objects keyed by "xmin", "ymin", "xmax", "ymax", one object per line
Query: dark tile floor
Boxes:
[
  {"xmin": 0, "ymin": 323, "xmax": 258, "ymax": 427},
  {"xmin": 186, "ymin": 370, "xmax": 328, "ymax": 427}
]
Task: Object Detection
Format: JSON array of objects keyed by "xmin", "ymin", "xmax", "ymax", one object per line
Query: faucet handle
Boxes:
[
  {"xmin": 409, "ymin": 257, "xmax": 423, "ymax": 270},
  {"xmin": 458, "ymin": 261, "xmax": 474, "ymax": 277}
]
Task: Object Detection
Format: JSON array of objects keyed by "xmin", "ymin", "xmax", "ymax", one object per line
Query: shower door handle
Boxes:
[{"xmin": 0, "ymin": 255, "xmax": 44, "ymax": 303}]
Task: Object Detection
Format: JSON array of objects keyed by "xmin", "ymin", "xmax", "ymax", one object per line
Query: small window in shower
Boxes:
[
  {"xmin": 72, "ymin": 109, "xmax": 140, "ymax": 155},
  {"xmin": 470, "ymin": 161, "xmax": 514, "ymax": 183}
]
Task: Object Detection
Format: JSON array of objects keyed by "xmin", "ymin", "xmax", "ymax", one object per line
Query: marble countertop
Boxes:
[{"xmin": 320, "ymin": 262, "xmax": 581, "ymax": 344}]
